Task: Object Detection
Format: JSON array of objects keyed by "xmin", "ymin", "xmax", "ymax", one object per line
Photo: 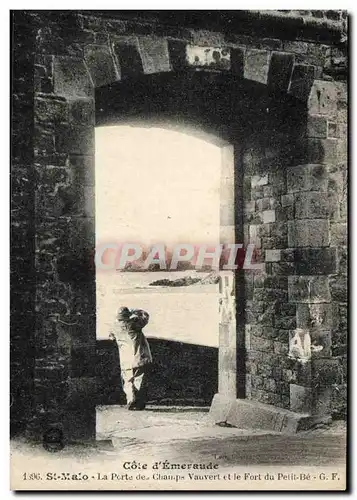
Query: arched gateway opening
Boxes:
[
  {"xmin": 28, "ymin": 66, "xmax": 308, "ymax": 443},
  {"xmin": 93, "ymin": 71, "xmax": 304, "ymax": 419},
  {"xmin": 93, "ymin": 70, "xmax": 249, "ymax": 443},
  {"xmin": 95, "ymin": 124, "xmax": 231, "ymax": 407}
]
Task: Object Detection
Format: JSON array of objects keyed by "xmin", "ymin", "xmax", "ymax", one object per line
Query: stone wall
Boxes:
[
  {"xmin": 243, "ymin": 80, "xmax": 347, "ymax": 417},
  {"xmin": 10, "ymin": 10, "xmax": 348, "ymax": 440},
  {"xmin": 11, "ymin": 12, "xmax": 36, "ymax": 435},
  {"xmin": 96, "ymin": 338, "xmax": 218, "ymax": 406}
]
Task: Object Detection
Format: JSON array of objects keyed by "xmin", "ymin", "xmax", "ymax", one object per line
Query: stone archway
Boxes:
[{"xmin": 31, "ymin": 35, "xmax": 346, "ymax": 441}]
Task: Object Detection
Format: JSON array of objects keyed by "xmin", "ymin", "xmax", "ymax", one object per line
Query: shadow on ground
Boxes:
[{"xmin": 96, "ymin": 405, "xmax": 346, "ymax": 467}]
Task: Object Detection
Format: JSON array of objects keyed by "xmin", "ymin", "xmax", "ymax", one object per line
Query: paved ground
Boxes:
[{"xmin": 96, "ymin": 405, "xmax": 347, "ymax": 466}]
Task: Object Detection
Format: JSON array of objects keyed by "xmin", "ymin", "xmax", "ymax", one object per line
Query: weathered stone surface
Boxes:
[
  {"xmin": 337, "ymin": 247, "xmax": 347, "ymax": 275},
  {"xmin": 84, "ymin": 44, "xmax": 119, "ymax": 87},
  {"xmin": 263, "ymin": 378, "xmax": 277, "ymax": 392},
  {"xmin": 263, "ymin": 185, "xmax": 274, "ymax": 197},
  {"xmin": 251, "ymin": 175, "xmax": 268, "ymax": 188},
  {"xmin": 69, "ymin": 99, "xmax": 95, "ymax": 125},
  {"xmin": 269, "ymin": 222, "xmax": 288, "ymax": 247},
  {"xmin": 244, "ymin": 49, "xmax": 270, "ymax": 84},
  {"xmin": 280, "ymin": 303, "xmax": 296, "ymax": 316},
  {"xmin": 306, "ymin": 43, "xmax": 330, "ymax": 67},
  {"xmin": 274, "ymin": 341, "xmax": 289, "ymax": 355},
  {"xmin": 330, "ymin": 222, "xmax": 347, "ymax": 246},
  {"xmin": 265, "ymin": 249, "xmax": 281, "ymax": 262},
  {"xmin": 309, "ymin": 164, "xmax": 331, "ymax": 191},
  {"xmin": 283, "ymin": 40, "xmax": 308, "ymax": 54},
  {"xmin": 276, "ymin": 206, "xmax": 294, "ymax": 222},
  {"xmin": 251, "ymin": 187, "xmax": 265, "ymax": 201},
  {"xmin": 231, "ymin": 47, "xmax": 245, "ymax": 76},
  {"xmin": 261, "ymin": 275, "xmax": 288, "ymax": 290},
  {"xmin": 310, "ymin": 277, "xmax": 332, "ymax": 303},
  {"xmin": 167, "ymin": 40, "xmax": 187, "ymax": 71},
  {"xmin": 251, "ymin": 389, "xmax": 281, "ymax": 407},
  {"xmin": 253, "ymin": 288, "xmax": 288, "ymax": 303},
  {"xmin": 250, "ymin": 335, "xmax": 274, "ymax": 352},
  {"xmin": 327, "ymin": 191, "xmax": 340, "ymax": 221},
  {"xmin": 329, "ymin": 276, "xmax": 347, "ymax": 303},
  {"xmin": 311, "ymin": 330, "xmax": 332, "ymax": 358},
  {"xmin": 247, "ymin": 325, "xmax": 275, "ymax": 339},
  {"xmin": 112, "ymin": 37, "xmax": 144, "ymax": 79},
  {"xmin": 139, "ymin": 37, "xmax": 171, "ymax": 74},
  {"xmin": 11, "ymin": 166, "xmax": 33, "ymax": 218},
  {"xmin": 261, "ymin": 237, "xmax": 274, "ymax": 249},
  {"xmin": 34, "ymin": 123, "xmax": 55, "ymax": 155},
  {"xmin": 69, "ymin": 155, "xmax": 95, "ymax": 187},
  {"xmin": 305, "ymin": 138, "xmax": 337, "ymax": 164},
  {"xmin": 262, "ymin": 210, "xmax": 275, "ymax": 224},
  {"xmin": 307, "ymin": 115, "xmax": 328, "ymax": 138},
  {"xmin": 312, "ymin": 358, "xmax": 343, "ymax": 392},
  {"xmin": 79, "ymin": 14, "xmax": 124, "ymax": 32},
  {"xmin": 243, "ymin": 147, "xmax": 264, "ymax": 176},
  {"xmin": 338, "ymin": 303, "xmax": 347, "ymax": 334},
  {"xmin": 256, "ymin": 224, "xmax": 270, "ymax": 238},
  {"xmin": 295, "ymin": 192, "xmax": 329, "ymax": 219},
  {"xmin": 289, "ymin": 64, "xmax": 315, "ymax": 100},
  {"xmin": 328, "ymin": 122, "xmax": 338, "ymax": 138},
  {"xmin": 268, "ymin": 52, "xmax": 294, "ymax": 93},
  {"xmin": 290, "ymin": 384, "xmax": 311, "ymax": 413},
  {"xmin": 34, "ymin": 152, "xmax": 69, "ymax": 167},
  {"xmin": 330, "ymin": 384, "xmax": 347, "ymax": 418},
  {"xmin": 335, "ymin": 81, "xmax": 348, "ymax": 103},
  {"xmin": 281, "ymin": 194, "xmax": 294, "ymax": 207},
  {"xmin": 337, "ymin": 99, "xmax": 347, "ymax": 122},
  {"xmin": 56, "ymin": 124, "xmax": 94, "ymax": 155},
  {"xmin": 336, "ymin": 137, "xmax": 347, "ymax": 163},
  {"xmin": 35, "ymin": 174, "xmax": 74, "ymax": 219},
  {"xmin": 35, "ymin": 97, "xmax": 68, "ymax": 124},
  {"xmin": 288, "ymin": 219, "xmax": 329, "ymax": 247},
  {"xmin": 271, "ymin": 261, "xmax": 295, "ymax": 275},
  {"xmin": 244, "ymin": 200, "xmax": 256, "ymax": 213},
  {"xmin": 308, "ymin": 80, "xmax": 338, "ymax": 120},
  {"xmin": 287, "ymin": 164, "xmax": 328, "ymax": 193},
  {"xmin": 281, "ymin": 368, "xmax": 297, "ymax": 384},
  {"xmin": 275, "ymin": 316, "xmax": 296, "ymax": 330},
  {"xmin": 68, "ymin": 217, "xmax": 95, "ymax": 254},
  {"xmin": 53, "ymin": 57, "xmax": 93, "ymax": 97},
  {"xmin": 191, "ymin": 29, "xmax": 226, "ymax": 47},
  {"xmin": 281, "ymin": 249, "xmax": 294, "ymax": 262},
  {"xmin": 210, "ymin": 394, "xmax": 310, "ymax": 433},
  {"xmin": 296, "ymin": 303, "xmax": 338, "ymax": 330},
  {"xmin": 288, "ymin": 276, "xmax": 331, "ymax": 303},
  {"xmin": 34, "ymin": 55, "xmax": 54, "ymax": 94},
  {"xmin": 328, "ymin": 163, "xmax": 347, "ymax": 195},
  {"xmin": 227, "ymin": 34, "xmax": 283, "ymax": 51},
  {"xmin": 63, "ymin": 407, "xmax": 96, "ymax": 442},
  {"xmin": 294, "ymin": 248, "xmax": 337, "ymax": 275}
]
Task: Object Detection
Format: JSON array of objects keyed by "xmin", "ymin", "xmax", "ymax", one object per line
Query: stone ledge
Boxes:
[{"xmin": 209, "ymin": 393, "xmax": 311, "ymax": 434}]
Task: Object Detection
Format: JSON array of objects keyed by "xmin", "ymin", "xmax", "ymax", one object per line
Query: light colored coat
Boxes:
[{"xmin": 110, "ymin": 310, "xmax": 152, "ymax": 370}]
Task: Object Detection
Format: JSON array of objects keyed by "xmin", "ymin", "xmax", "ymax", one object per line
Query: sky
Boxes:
[
  {"xmin": 95, "ymin": 125, "xmax": 221, "ymax": 250},
  {"xmin": 95, "ymin": 125, "xmax": 222, "ymax": 344}
]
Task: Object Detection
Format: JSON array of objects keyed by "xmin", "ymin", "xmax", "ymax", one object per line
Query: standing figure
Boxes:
[{"xmin": 109, "ymin": 306, "xmax": 152, "ymax": 410}]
